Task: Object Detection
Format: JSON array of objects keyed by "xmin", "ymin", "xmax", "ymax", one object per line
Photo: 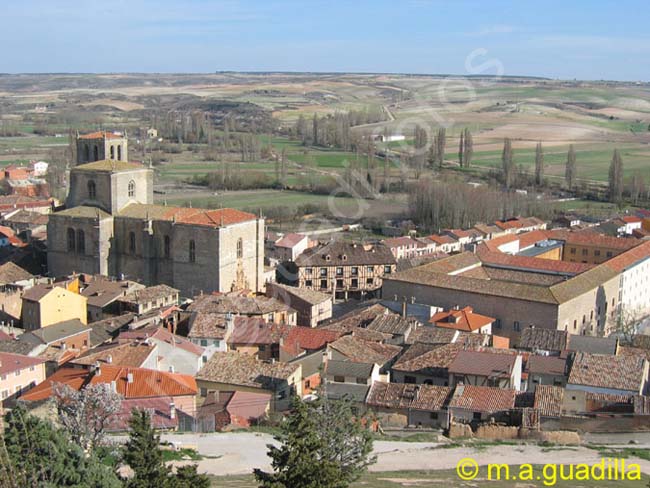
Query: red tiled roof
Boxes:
[
  {"xmin": 448, "ymin": 350, "xmax": 517, "ymax": 378},
  {"xmin": 427, "ymin": 234, "xmax": 457, "ymax": 245},
  {"xmin": 517, "ymin": 230, "xmax": 551, "ymax": 250},
  {"xmin": 430, "ymin": 306, "xmax": 494, "ymax": 332},
  {"xmin": 603, "ymin": 240, "xmax": 650, "ymax": 273},
  {"xmin": 77, "ymin": 131, "xmax": 122, "ymax": 140},
  {"xmin": 534, "ymin": 385, "xmax": 564, "ymax": 417},
  {"xmin": 118, "ymin": 325, "xmax": 203, "ymax": 356},
  {"xmin": 281, "ymin": 327, "xmax": 342, "ymax": 356},
  {"xmin": 227, "ymin": 317, "xmax": 291, "ymax": 346},
  {"xmin": 449, "ymin": 385, "xmax": 516, "ymax": 412},
  {"xmin": 166, "ymin": 207, "xmax": 256, "ymax": 227},
  {"xmin": 21, "ymin": 365, "xmax": 197, "ymax": 402},
  {"xmin": 568, "ymin": 352, "xmax": 645, "ymax": 392},
  {"xmin": 480, "ymin": 233, "xmax": 519, "ymax": 252},
  {"xmin": 0, "ymin": 351, "xmax": 45, "ymax": 375},
  {"xmin": 478, "ymin": 249, "xmax": 595, "ymax": 275},
  {"xmin": 622, "ymin": 216, "xmax": 642, "ymax": 224},
  {"xmin": 366, "ymin": 382, "xmax": 452, "ymax": 411},
  {"xmin": 547, "ymin": 229, "xmax": 640, "ymax": 251},
  {"xmin": 275, "ymin": 233, "xmax": 306, "ymax": 249}
]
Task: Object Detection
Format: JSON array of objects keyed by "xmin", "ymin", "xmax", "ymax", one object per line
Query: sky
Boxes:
[{"xmin": 2, "ymin": 0, "xmax": 650, "ymax": 81}]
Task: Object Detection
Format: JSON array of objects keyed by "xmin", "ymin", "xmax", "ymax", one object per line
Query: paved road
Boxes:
[{"xmin": 140, "ymin": 432, "xmax": 650, "ymax": 476}]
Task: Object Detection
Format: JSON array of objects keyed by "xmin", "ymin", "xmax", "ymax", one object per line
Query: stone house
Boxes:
[
  {"xmin": 265, "ymin": 282, "xmax": 332, "ymax": 328},
  {"xmin": 21, "ymin": 284, "xmax": 87, "ymax": 331}
]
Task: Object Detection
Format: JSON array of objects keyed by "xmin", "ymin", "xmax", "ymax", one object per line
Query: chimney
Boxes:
[
  {"xmin": 169, "ymin": 402, "xmax": 176, "ymax": 420},
  {"xmin": 106, "ymin": 355, "xmax": 112, "ymax": 364},
  {"xmin": 93, "ymin": 361, "xmax": 101, "ymax": 377},
  {"xmin": 225, "ymin": 312, "xmax": 235, "ymax": 336},
  {"xmin": 127, "ymin": 373, "xmax": 134, "ymax": 383},
  {"xmin": 401, "ymin": 299, "xmax": 407, "ymax": 318}
]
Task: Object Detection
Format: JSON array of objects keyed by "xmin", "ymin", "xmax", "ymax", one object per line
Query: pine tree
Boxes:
[
  {"xmin": 534, "ymin": 142, "xmax": 544, "ymax": 186},
  {"xmin": 122, "ymin": 409, "xmax": 170, "ymax": 488},
  {"xmin": 609, "ymin": 149, "xmax": 624, "ymax": 204},
  {"xmin": 254, "ymin": 397, "xmax": 343, "ymax": 488},
  {"xmin": 458, "ymin": 130, "xmax": 464, "ymax": 167},
  {"xmin": 565, "ymin": 144, "xmax": 577, "ymax": 190}
]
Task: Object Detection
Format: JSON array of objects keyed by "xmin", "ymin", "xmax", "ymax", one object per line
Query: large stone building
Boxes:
[
  {"xmin": 47, "ymin": 134, "xmax": 265, "ymax": 296},
  {"xmin": 76, "ymin": 131, "xmax": 128, "ymax": 165}
]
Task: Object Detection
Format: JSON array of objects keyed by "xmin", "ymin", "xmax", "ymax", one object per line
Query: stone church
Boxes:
[{"xmin": 47, "ymin": 132, "xmax": 265, "ymax": 297}]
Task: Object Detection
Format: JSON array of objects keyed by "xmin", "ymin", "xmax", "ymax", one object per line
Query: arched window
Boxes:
[
  {"xmin": 128, "ymin": 180, "xmax": 135, "ymax": 198},
  {"xmin": 76, "ymin": 230, "xmax": 85, "ymax": 254},
  {"xmin": 87, "ymin": 180, "xmax": 96, "ymax": 199},
  {"xmin": 129, "ymin": 232, "xmax": 136, "ymax": 253},
  {"xmin": 189, "ymin": 240, "xmax": 196, "ymax": 263},
  {"xmin": 236, "ymin": 238, "xmax": 243, "ymax": 259},
  {"xmin": 164, "ymin": 235, "xmax": 170, "ymax": 259},
  {"xmin": 84, "ymin": 146, "xmax": 90, "ymax": 162},
  {"xmin": 93, "ymin": 145, "xmax": 99, "ymax": 161},
  {"xmin": 109, "ymin": 146, "xmax": 115, "ymax": 159},
  {"xmin": 117, "ymin": 145, "xmax": 122, "ymax": 161},
  {"xmin": 67, "ymin": 228, "xmax": 75, "ymax": 252}
]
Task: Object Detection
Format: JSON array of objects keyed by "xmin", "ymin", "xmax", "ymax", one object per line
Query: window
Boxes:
[
  {"xmin": 164, "ymin": 235, "xmax": 170, "ymax": 259},
  {"xmin": 128, "ymin": 180, "xmax": 135, "ymax": 197},
  {"xmin": 594, "ymin": 250, "xmax": 601, "ymax": 256},
  {"xmin": 267, "ymin": 314, "xmax": 274, "ymax": 321},
  {"xmin": 351, "ymin": 267, "xmax": 358, "ymax": 276},
  {"xmin": 129, "ymin": 232, "xmax": 136, "ymax": 253},
  {"xmin": 351, "ymin": 278, "xmax": 358, "ymax": 288},
  {"xmin": 333, "ymin": 375, "xmax": 345, "ymax": 383},
  {"xmin": 14, "ymin": 370, "xmax": 20, "ymax": 377},
  {"xmin": 213, "ymin": 340, "xmax": 220, "ymax": 347},
  {"xmin": 87, "ymin": 180, "xmax": 96, "ymax": 199},
  {"xmin": 320, "ymin": 268, "xmax": 327, "ymax": 277},
  {"xmin": 305, "ymin": 268, "xmax": 313, "ymax": 275},
  {"xmin": 383, "ymin": 265, "xmax": 392, "ymax": 274},
  {"xmin": 110, "ymin": 146, "xmax": 115, "ymax": 159},
  {"xmin": 336, "ymin": 267, "xmax": 343, "ymax": 276},
  {"xmin": 424, "ymin": 379, "xmax": 434, "ymax": 385},
  {"xmin": 320, "ymin": 279, "xmax": 328, "ymax": 289},
  {"xmin": 305, "ymin": 279, "xmax": 313, "ymax": 287},
  {"xmin": 1, "ymin": 390, "xmax": 7, "ymax": 400},
  {"xmin": 607, "ymin": 251, "xmax": 613, "ymax": 258},
  {"xmin": 67, "ymin": 228, "xmax": 75, "ymax": 252},
  {"xmin": 570, "ymin": 247, "xmax": 576, "ymax": 255},
  {"xmin": 236, "ymin": 238, "xmax": 243, "ymax": 259},
  {"xmin": 367, "ymin": 266, "xmax": 374, "ymax": 273},
  {"xmin": 573, "ymin": 320, "xmax": 577, "ymax": 330},
  {"xmin": 473, "ymin": 412, "xmax": 481, "ymax": 421},
  {"xmin": 259, "ymin": 345, "xmax": 266, "ymax": 352},
  {"xmin": 200, "ymin": 339, "xmax": 208, "ymax": 347},
  {"xmin": 189, "ymin": 240, "xmax": 196, "ymax": 263},
  {"xmin": 404, "ymin": 375, "xmax": 417, "ymax": 384},
  {"xmin": 494, "ymin": 319, "xmax": 502, "ymax": 329},
  {"xmin": 117, "ymin": 145, "xmax": 122, "ymax": 161},
  {"xmin": 336, "ymin": 279, "xmax": 344, "ymax": 289},
  {"xmin": 582, "ymin": 249, "xmax": 588, "ymax": 256},
  {"xmin": 76, "ymin": 230, "xmax": 85, "ymax": 254},
  {"xmin": 513, "ymin": 321, "xmax": 521, "ymax": 332},
  {"xmin": 305, "ymin": 380, "xmax": 311, "ymax": 389},
  {"xmin": 366, "ymin": 278, "xmax": 374, "ymax": 285},
  {"xmin": 430, "ymin": 412, "xmax": 439, "ymax": 420},
  {"xmin": 93, "ymin": 145, "xmax": 99, "ymax": 160}
]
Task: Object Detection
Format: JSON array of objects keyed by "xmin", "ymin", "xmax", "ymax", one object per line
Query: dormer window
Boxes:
[
  {"xmin": 341, "ymin": 254, "xmax": 348, "ymax": 261},
  {"xmin": 325, "ymin": 254, "xmax": 331, "ymax": 262}
]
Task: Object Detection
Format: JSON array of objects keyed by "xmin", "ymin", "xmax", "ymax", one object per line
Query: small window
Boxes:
[
  {"xmin": 404, "ymin": 375, "xmax": 417, "ymax": 384},
  {"xmin": 351, "ymin": 278, "xmax": 358, "ymax": 288},
  {"xmin": 606, "ymin": 251, "xmax": 613, "ymax": 258},
  {"xmin": 87, "ymin": 180, "xmax": 96, "ymax": 199},
  {"xmin": 473, "ymin": 412, "xmax": 481, "ymax": 421},
  {"xmin": 336, "ymin": 279, "xmax": 344, "ymax": 289},
  {"xmin": 305, "ymin": 279, "xmax": 313, "ymax": 287},
  {"xmin": 333, "ymin": 375, "xmax": 345, "ymax": 383},
  {"xmin": 67, "ymin": 228, "xmax": 75, "ymax": 252},
  {"xmin": 513, "ymin": 321, "xmax": 521, "ymax": 332},
  {"xmin": 213, "ymin": 340, "xmax": 220, "ymax": 347},
  {"xmin": 366, "ymin": 278, "xmax": 374, "ymax": 285},
  {"xmin": 383, "ymin": 265, "xmax": 392, "ymax": 274},
  {"xmin": 305, "ymin": 268, "xmax": 313, "ymax": 275},
  {"xmin": 430, "ymin": 412, "xmax": 439, "ymax": 420},
  {"xmin": 110, "ymin": 146, "xmax": 115, "ymax": 159},
  {"xmin": 200, "ymin": 339, "xmax": 208, "ymax": 347},
  {"xmin": 367, "ymin": 266, "xmax": 374, "ymax": 273},
  {"xmin": 336, "ymin": 267, "xmax": 343, "ymax": 276},
  {"xmin": 129, "ymin": 232, "xmax": 136, "ymax": 253},
  {"xmin": 164, "ymin": 235, "xmax": 170, "ymax": 259},
  {"xmin": 320, "ymin": 279, "xmax": 328, "ymax": 289},
  {"xmin": 582, "ymin": 249, "xmax": 588, "ymax": 256},
  {"xmin": 320, "ymin": 268, "xmax": 327, "ymax": 277},
  {"xmin": 351, "ymin": 266, "xmax": 358, "ymax": 276},
  {"xmin": 128, "ymin": 180, "xmax": 135, "ymax": 197},
  {"xmin": 594, "ymin": 250, "xmax": 601, "ymax": 256},
  {"xmin": 570, "ymin": 247, "xmax": 576, "ymax": 255},
  {"xmin": 117, "ymin": 145, "xmax": 122, "ymax": 161},
  {"xmin": 237, "ymin": 238, "xmax": 243, "ymax": 259},
  {"xmin": 494, "ymin": 319, "xmax": 502, "ymax": 329},
  {"xmin": 189, "ymin": 240, "xmax": 196, "ymax": 263},
  {"xmin": 76, "ymin": 230, "xmax": 85, "ymax": 255}
]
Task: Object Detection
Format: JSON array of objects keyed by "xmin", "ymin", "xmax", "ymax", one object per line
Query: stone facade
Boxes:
[
  {"xmin": 76, "ymin": 131, "xmax": 128, "ymax": 165},
  {"xmin": 48, "ymin": 135, "xmax": 265, "ymax": 297}
]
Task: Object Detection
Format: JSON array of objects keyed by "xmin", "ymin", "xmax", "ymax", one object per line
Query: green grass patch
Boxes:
[{"xmin": 161, "ymin": 447, "xmax": 203, "ymax": 462}]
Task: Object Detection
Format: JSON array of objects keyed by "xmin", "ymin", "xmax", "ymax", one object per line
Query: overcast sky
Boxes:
[{"xmin": 2, "ymin": 0, "xmax": 649, "ymax": 80}]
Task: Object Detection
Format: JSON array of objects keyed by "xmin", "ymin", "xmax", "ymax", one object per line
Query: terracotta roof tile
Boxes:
[
  {"xmin": 449, "ymin": 385, "xmax": 516, "ymax": 412},
  {"xmin": 196, "ymin": 352, "xmax": 299, "ymax": 389},
  {"xmin": 281, "ymin": 327, "xmax": 342, "ymax": 356},
  {"xmin": 118, "ymin": 203, "xmax": 257, "ymax": 228},
  {"xmin": 568, "ymin": 352, "xmax": 645, "ymax": 392},
  {"xmin": 0, "ymin": 351, "xmax": 45, "ymax": 375},
  {"xmin": 534, "ymin": 385, "xmax": 564, "ymax": 417},
  {"xmin": 430, "ymin": 306, "xmax": 494, "ymax": 332},
  {"xmin": 448, "ymin": 350, "xmax": 517, "ymax": 378},
  {"xmin": 328, "ymin": 335, "xmax": 402, "ymax": 365},
  {"xmin": 366, "ymin": 382, "xmax": 452, "ymax": 411}
]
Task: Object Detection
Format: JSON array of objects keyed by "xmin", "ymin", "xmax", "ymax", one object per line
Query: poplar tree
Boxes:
[
  {"xmin": 608, "ymin": 149, "xmax": 624, "ymax": 204},
  {"xmin": 534, "ymin": 142, "xmax": 544, "ymax": 186},
  {"xmin": 501, "ymin": 138, "xmax": 515, "ymax": 189},
  {"xmin": 565, "ymin": 144, "xmax": 577, "ymax": 190}
]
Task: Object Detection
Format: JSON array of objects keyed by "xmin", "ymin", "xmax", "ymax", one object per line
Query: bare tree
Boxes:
[
  {"xmin": 458, "ymin": 130, "xmax": 464, "ymax": 167},
  {"xmin": 53, "ymin": 383, "xmax": 122, "ymax": 452},
  {"xmin": 463, "ymin": 128, "xmax": 473, "ymax": 168},
  {"xmin": 613, "ymin": 308, "xmax": 644, "ymax": 345},
  {"xmin": 436, "ymin": 128, "xmax": 446, "ymax": 169}
]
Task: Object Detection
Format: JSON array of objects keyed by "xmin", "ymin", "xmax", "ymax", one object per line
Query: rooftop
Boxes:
[
  {"xmin": 527, "ymin": 355, "xmax": 567, "ymax": 376},
  {"xmin": 366, "ymin": 382, "xmax": 452, "ymax": 411},
  {"xmin": 295, "ymin": 241, "xmax": 396, "ymax": 267},
  {"xmin": 327, "ymin": 335, "xmax": 402, "ymax": 365},
  {"xmin": 196, "ymin": 352, "xmax": 299, "ymax": 390},
  {"xmin": 518, "ymin": 328, "xmax": 568, "ymax": 352},
  {"xmin": 227, "ymin": 317, "xmax": 291, "ymax": 345},
  {"xmin": 77, "ymin": 131, "xmax": 123, "ymax": 140},
  {"xmin": 0, "ymin": 351, "xmax": 45, "ymax": 376},
  {"xmin": 448, "ymin": 350, "xmax": 517, "ymax": 378},
  {"xmin": 568, "ymin": 352, "xmax": 646, "ymax": 392},
  {"xmin": 267, "ymin": 282, "xmax": 331, "ymax": 306},
  {"xmin": 448, "ymin": 384, "xmax": 516, "ymax": 412},
  {"xmin": 119, "ymin": 284, "xmax": 179, "ymax": 305},
  {"xmin": 21, "ymin": 364, "xmax": 197, "ymax": 402},
  {"xmin": 20, "ymin": 319, "xmax": 90, "ymax": 345},
  {"xmin": 567, "ymin": 335, "xmax": 618, "ymax": 356},
  {"xmin": 187, "ymin": 293, "xmax": 291, "ymax": 315},
  {"xmin": 430, "ymin": 306, "xmax": 494, "ymax": 332},
  {"xmin": 325, "ymin": 360, "xmax": 375, "ymax": 378},
  {"xmin": 117, "ymin": 325, "xmax": 204, "ymax": 356},
  {"xmin": 74, "ymin": 160, "xmax": 146, "ymax": 173},
  {"xmin": 392, "ymin": 342, "xmax": 464, "ymax": 374},
  {"xmin": 275, "ymin": 233, "xmax": 307, "ymax": 249},
  {"xmin": 534, "ymin": 385, "xmax": 564, "ymax": 417},
  {"xmin": 71, "ymin": 342, "xmax": 156, "ymax": 368},
  {"xmin": 187, "ymin": 312, "xmax": 227, "ymax": 340},
  {"xmin": 0, "ymin": 262, "xmax": 33, "ymax": 285},
  {"xmin": 118, "ymin": 203, "xmax": 257, "ymax": 228},
  {"xmin": 281, "ymin": 327, "xmax": 342, "ymax": 357}
]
